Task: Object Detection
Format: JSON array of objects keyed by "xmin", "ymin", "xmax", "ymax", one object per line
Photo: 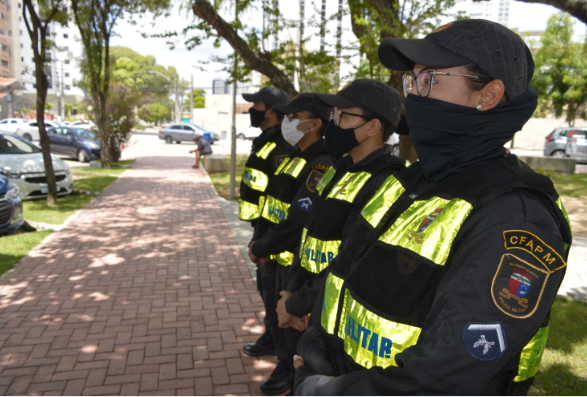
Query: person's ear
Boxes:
[
  {"xmin": 477, "ymin": 79, "xmax": 505, "ymax": 111},
  {"xmin": 310, "ymin": 119, "xmax": 322, "ymax": 134},
  {"xmin": 366, "ymin": 118, "xmax": 381, "ymax": 137},
  {"xmin": 265, "ymin": 107, "xmax": 276, "ymax": 119}
]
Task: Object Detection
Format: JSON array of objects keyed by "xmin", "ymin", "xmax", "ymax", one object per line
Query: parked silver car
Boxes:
[
  {"xmin": 544, "ymin": 127, "xmax": 587, "ymax": 159},
  {"xmin": 158, "ymin": 123, "xmax": 204, "ymax": 144}
]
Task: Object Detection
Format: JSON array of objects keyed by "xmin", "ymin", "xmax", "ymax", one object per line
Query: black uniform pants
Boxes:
[
  {"xmin": 258, "ymin": 261, "xmax": 287, "ymax": 363},
  {"xmin": 276, "ymin": 264, "xmax": 303, "ymax": 388}
]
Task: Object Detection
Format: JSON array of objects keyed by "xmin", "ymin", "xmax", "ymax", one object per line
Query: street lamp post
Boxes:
[{"xmin": 148, "ymin": 70, "xmax": 179, "ymax": 123}]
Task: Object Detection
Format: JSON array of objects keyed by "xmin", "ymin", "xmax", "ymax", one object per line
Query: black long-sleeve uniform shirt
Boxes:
[
  {"xmin": 285, "ymin": 146, "xmax": 407, "ymax": 317},
  {"xmin": 295, "ymin": 163, "xmax": 570, "ymax": 395}
]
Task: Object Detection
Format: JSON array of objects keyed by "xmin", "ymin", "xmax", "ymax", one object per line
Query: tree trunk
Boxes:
[
  {"xmin": 192, "ymin": 0, "xmax": 298, "ymax": 97},
  {"xmin": 35, "ymin": 65, "xmax": 58, "ymax": 206},
  {"xmin": 399, "ymin": 134, "xmax": 418, "ymax": 164}
]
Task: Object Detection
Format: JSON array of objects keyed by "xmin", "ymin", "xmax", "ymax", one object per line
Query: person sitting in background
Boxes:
[{"xmin": 189, "ymin": 135, "xmax": 212, "ymax": 169}]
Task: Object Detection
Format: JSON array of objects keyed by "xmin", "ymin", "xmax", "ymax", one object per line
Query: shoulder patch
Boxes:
[
  {"xmin": 463, "ymin": 322, "xmax": 507, "ymax": 361},
  {"xmin": 306, "ymin": 169, "xmax": 326, "ymax": 193},
  {"xmin": 491, "ymin": 253, "xmax": 550, "ymax": 319},
  {"xmin": 274, "ymin": 154, "xmax": 288, "ymax": 169},
  {"xmin": 503, "ymin": 230, "xmax": 566, "ymax": 273},
  {"xmin": 297, "ymin": 197, "xmax": 313, "ymax": 212},
  {"xmin": 312, "ymin": 162, "xmax": 330, "ymax": 172}
]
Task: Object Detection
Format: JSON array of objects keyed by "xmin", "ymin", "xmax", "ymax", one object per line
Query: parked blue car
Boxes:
[
  {"xmin": 47, "ymin": 126, "xmax": 101, "ymax": 162},
  {"xmin": 0, "ymin": 174, "xmax": 24, "ymax": 234}
]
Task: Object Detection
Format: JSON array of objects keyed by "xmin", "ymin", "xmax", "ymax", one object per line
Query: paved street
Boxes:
[{"xmin": 0, "ymin": 134, "xmax": 276, "ymax": 396}]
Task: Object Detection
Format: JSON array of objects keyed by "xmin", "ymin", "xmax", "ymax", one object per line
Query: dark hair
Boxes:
[
  {"xmin": 460, "ymin": 63, "xmax": 509, "ymax": 103},
  {"xmin": 360, "ymin": 107, "xmax": 395, "ymax": 142}
]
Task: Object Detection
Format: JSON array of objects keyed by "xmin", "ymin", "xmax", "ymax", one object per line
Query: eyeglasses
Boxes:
[
  {"xmin": 329, "ymin": 110, "xmax": 367, "ymax": 126},
  {"xmin": 402, "ymin": 70, "xmax": 480, "ymax": 98}
]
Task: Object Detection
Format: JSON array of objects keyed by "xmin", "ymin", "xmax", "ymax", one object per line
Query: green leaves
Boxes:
[{"xmin": 533, "ymin": 12, "xmax": 587, "ymax": 126}]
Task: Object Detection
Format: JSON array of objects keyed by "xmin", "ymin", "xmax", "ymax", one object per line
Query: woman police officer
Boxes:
[{"xmin": 293, "ymin": 19, "xmax": 572, "ymax": 395}]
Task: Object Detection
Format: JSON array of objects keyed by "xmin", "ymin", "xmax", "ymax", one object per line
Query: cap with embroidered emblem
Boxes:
[{"xmin": 378, "ymin": 19, "xmax": 534, "ymax": 100}]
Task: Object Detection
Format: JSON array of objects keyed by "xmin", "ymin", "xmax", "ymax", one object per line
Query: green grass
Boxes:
[
  {"xmin": 0, "ymin": 231, "xmax": 53, "ymax": 276},
  {"xmin": 529, "ymin": 298, "xmax": 587, "ymax": 395},
  {"xmin": 207, "ymin": 155, "xmax": 248, "ymax": 200},
  {"xmin": 72, "ymin": 159, "xmax": 135, "ymax": 176},
  {"xmin": 23, "ymin": 194, "xmax": 97, "ymax": 225},
  {"xmin": 22, "ymin": 171, "xmax": 121, "ymax": 225},
  {"xmin": 535, "ymin": 169, "xmax": 587, "ymax": 198},
  {"xmin": 74, "ymin": 176, "xmax": 118, "ymax": 192}
]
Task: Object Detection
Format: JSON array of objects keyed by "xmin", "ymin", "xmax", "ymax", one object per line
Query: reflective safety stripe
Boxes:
[
  {"xmin": 361, "ymin": 176, "xmax": 405, "ymax": 228},
  {"xmin": 321, "ymin": 273, "xmax": 344, "ymax": 335},
  {"xmin": 257, "ymin": 142, "xmax": 277, "ymax": 160},
  {"xmin": 338, "ymin": 289, "xmax": 422, "ymax": 369},
  {"xmin": 275, "ymin": 156, "xmax": 291, "ymax": 175},
  {"xmin": 300, "ymin": 232, "xmax": 341, "ymax": 274},
  {"xmin": 316, "ymin": 166, "xmax": 336, "ymax": 195},
  {"xmin": 260, "ymin": 195, "xmax": 290, "ymax": 224},
  {"xmin": 241, "ymin": 167, "xmax": 269, "ymax": 192},
  {"xmin": 327, "ymin": 172, "xmax": 371, "ymax": 203},
  {"xmin": 258, "ymin": 195, "xmax": 266, "ymax": 215},
  {"xmin": 280, "ymin": 157, "xmax": 307, "ymax": 177},
  {"xmin": 514, "ymin": 325, "xmax": 549, "ymax": 382},
  {"xmin": 556, "ymin": 197, "xmax": 573, "ymax": 252},
  {"xmin": 379, "ymin": 197, "xmax": 473, "ymax": 266},
  {"xmin": 238, "ymin": 200, "xmax": 259, "ymax": 221},
  {"xmin": 270, "ymin": 251, "xmax": 294, "ymax": 266}
]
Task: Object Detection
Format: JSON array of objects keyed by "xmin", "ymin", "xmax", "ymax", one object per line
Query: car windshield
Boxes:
[
  {"xmin": 0, "ymin": 134, "xmax": 41, "ymax": 154},
  {"xmin": 76, "ymin": 129, "xmax": 97, "ymax": 140}
]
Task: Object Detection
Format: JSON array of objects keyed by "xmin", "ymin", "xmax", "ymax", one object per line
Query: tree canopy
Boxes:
[{"xmin": 532, "ymin": 12, "xmax": 587, "ymax": 126}]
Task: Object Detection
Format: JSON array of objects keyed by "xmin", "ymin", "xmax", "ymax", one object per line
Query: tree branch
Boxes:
[
  {"xmin": 492, "ymin": 0, "xmax": 587, "ymax": 25},
  {"xmin": 192, "ymin": 0, "xmax": 298, "ymax": 97}
]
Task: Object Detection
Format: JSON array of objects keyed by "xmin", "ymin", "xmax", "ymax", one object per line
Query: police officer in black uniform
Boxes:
[
  {"xmin": 248, "ymin": 94, "xmax": 334, "ymax": 395},
  {"xmin": 293, "ymin": 19, "xmax": 573, "ymax": 395},
  {"xmin": 239, "ymin": 87, "xmax": 297, "ymax": 358},
  {"xmin": 276, "ymin": 80, "xmax": 408, "ymax": 334}
]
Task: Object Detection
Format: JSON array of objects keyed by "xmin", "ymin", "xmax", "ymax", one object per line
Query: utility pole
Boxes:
[
  {"xmin": 175, "ymin": 76, "xmax": 180, "ymax": 123},
  {"xmin": 190, "ymin": 75, "xmax": 194, "ymax": 124},
  {"xmin": 229, "ymin": 0, "xmax": 238, "ymax": 200},
  {"xmin": 60, "ymin": 60, "xmax": 65, "ymax": 121}
]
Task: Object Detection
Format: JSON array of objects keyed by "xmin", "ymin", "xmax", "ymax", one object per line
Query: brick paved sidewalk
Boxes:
[{"xmin": 0, "ymin": 154, "xmax": 277, "ymax": 395}]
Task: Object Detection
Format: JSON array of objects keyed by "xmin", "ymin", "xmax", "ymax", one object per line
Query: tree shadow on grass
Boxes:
[{"xmin": 530, "ymin": 363, "xmax": 587, "ymax": 396}]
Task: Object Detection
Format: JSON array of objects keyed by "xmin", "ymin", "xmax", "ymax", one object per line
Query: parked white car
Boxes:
[
  {"xmin": 237, "ymin": 126, "xmax": 262, "ymax": 140},
  {"xmin": 15, "ymin": 120, "xmax": 63, "ymax": 142},
  {"xmin": 69, "ymin": 120, "xmax": 95, "ymax": 130},
  {"xmin": 0, "ymin": 118, "xmax": 30, "ymax": 134},
  {"xmin": 0, "ymin": 133, "xmax": 74, "ymax": 199}
]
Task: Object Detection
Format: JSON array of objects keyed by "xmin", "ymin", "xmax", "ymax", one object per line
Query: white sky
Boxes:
[{"xmin": 110, "ymin": 0, "xmax": 587, "ymax": 91}]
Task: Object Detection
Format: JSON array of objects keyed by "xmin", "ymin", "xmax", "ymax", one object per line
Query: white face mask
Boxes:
[{"xmin": 281, "ymin": 117, "xmax": 315, "ymax": 146}]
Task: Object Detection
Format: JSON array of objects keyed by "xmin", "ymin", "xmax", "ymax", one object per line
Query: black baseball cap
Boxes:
[
  {"xmin": 272, "ymin": 93, "xmax": 332, "ymax": 122},
  {"xmin": 378, "ymin": 19, "xmax": 534, "ymax": 100},
  {"xmin": 242, "ymin": 86, "xmax": 290, "ymax": 107},
  {"xmin": 314, "ymin": 79, "xmax": 403, "ymax": 128}
]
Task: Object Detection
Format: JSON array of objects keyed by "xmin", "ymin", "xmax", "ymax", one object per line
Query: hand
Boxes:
[
  {"xmin": 288, "ymin": 316, "xmax": 307, "ymax": 332},
  {"xmin": 302, "ymin": 315, "xmax": 310, "ymax": 326},
  {"xmin": 257, "ymin": 257, "xmax": 271, "ymax": 266},
  {"xmin": 277, "ymin": 291, "xmax": 294, "ymax": 328},
  {"xmin": 293, "ymin": 355, "xmax": 304, "ymax": 370}
]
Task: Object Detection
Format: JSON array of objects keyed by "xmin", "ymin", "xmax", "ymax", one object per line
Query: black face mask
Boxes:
[
  {"xmin": 405, "ymin": 87, "xmax": 538, "ymax": 182},
  {"xmin": 249, "ymin": 107, "xmax": 266, "ymax": 128},
  {"xmin": 325, "ymin": 119, "xmax": 371, "ymax": 158}
]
